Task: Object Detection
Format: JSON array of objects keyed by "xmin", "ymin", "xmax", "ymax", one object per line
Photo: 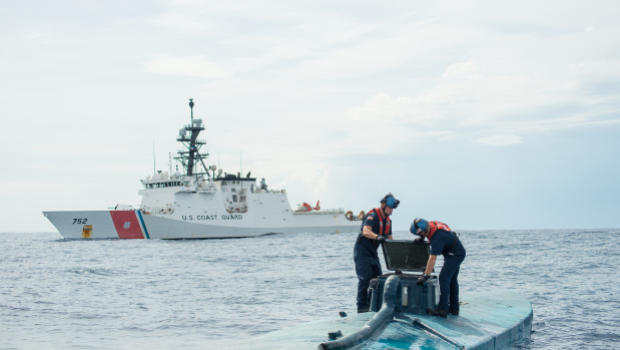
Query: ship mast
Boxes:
[
  {"xmin": 190, "ymin": 98, "xmax": 194, "ymax": 123},
  {"xmin": 175, "ymin": 98, "xmax": 209, "ymax": 177}
]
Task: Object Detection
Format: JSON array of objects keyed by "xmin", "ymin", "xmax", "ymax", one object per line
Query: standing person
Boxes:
[
  {"xmin": 412, "ymin": 218, "xmax": 466, "ymax": 317},
  {"xmin": 353, "ymin": 193, "xmax": 399, "ymax": 313}
]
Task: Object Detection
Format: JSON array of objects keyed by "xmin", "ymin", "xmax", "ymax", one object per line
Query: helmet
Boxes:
[
  {"xmin": 410, "ymin": 218, "xmax": 428, "ymax": 235},
  {"xmin": 381, "ymin": 193, "xmax": 400, "ymax": 209}
]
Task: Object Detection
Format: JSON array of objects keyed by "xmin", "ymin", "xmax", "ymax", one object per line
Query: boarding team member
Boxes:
[
  {"xmin": 412, "ymin": 218, "xmax": 466, "ymax": 317},
  {"xmin": 353, "ymin": 193, "xmax": 399, "ymax": 313}
]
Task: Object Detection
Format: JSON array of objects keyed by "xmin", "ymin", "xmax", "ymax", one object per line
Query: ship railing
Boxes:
[
  {"xmin": 254, "ymin": 189, "xmax": 287, "ymax": 194},
  {"xmin": 292, "ymin": 208, "xmax": 344, "ymax": 215},
  {"xmin": 197, "ymin": 187, "xmax": 217, "ymax": 193}
]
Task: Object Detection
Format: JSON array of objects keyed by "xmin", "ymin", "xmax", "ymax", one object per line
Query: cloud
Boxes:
[
  {"xmin": 115, "ymin": 1, "xmax": 620, "ymax": 159},
  {"xmin": 475, "ymin": 134, "xmax": 523, "ymax": 146},
  {"xmin": 25, "ymin": 31, "xmax": 62, "ymax": 46},
  {"xmin": 145, "ymin": 55, "xmax": 228, "ymax": 79},
  {"xmin": 333, "ymin": 51, "xmax": 620, "ymax": 152},
  {"xmin": 149, "ymin": 12, "xmax": 211, "ymax": 32},
  {"xmin": 442, "ymin": 61, "xmax": 479, "ymax": 79}
]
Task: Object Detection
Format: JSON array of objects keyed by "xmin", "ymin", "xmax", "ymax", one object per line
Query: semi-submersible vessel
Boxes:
[{"xmin": 245, "ymin": 240, "xmax": 533, "ymax": 349}]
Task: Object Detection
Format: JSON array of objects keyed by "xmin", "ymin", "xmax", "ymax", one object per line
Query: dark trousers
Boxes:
[
  {"xmin": 438, "ymin": 255, "xmax": 465, "ymax": 312},
  {"xmin": 354, "ymin": 253, "xmax": 382, "ymax": 310}
]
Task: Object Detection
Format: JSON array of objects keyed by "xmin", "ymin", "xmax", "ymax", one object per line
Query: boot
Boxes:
[{"xmin": 427, "ymin": 308, "xmax": 448, "ymax": 318}]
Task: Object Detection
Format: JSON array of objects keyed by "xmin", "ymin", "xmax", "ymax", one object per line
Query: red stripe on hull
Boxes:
[{"xmin": 109, "ymin": 211, "xmax": 144, "ymax": 239}]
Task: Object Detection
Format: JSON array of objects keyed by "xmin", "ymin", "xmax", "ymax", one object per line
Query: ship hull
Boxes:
[
  {"xmin": 248, "ymin": 291, "xmax": 532, "ymax": 350},
  {"xmin": 43, "ymin": 210, "xmax": 360, "ymax": 239}
]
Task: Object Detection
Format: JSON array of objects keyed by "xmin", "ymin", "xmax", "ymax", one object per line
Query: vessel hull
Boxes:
[
  {"xmin": 43, "ymin": 210, "xmax": 359, "ymax": 239},
  {"xmin": 245, "ymin": 291, "xmax": 532, "ymax": 350}
]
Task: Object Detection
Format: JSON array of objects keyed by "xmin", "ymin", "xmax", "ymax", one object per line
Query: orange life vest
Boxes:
[
  {"xmin": 427, "ymin": 221, "xmax": 451, "ymax": 241},
  {"xmin": 368, "ymin": 207, "xmax": 391, "ymax": 236}
]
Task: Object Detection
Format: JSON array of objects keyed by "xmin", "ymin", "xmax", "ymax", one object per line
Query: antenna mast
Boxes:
[
  {"xmin": 168, "ymin": 152, "xmax": 172, "ymax": 175},
  {"xmin": 175, "ymin": 98, "xmax": 208, "ymax": 177},
  {"xmin": 189, "ymin": 98, "xmax": 194, "ymax": 124}
]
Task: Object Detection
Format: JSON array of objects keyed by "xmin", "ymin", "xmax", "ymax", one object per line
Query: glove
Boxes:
[
  {"xmin": 376, "ymin": 235, "xmax": 386, "ymax": 243},
  {"xmin": 413, "ymin": 236, "xmax": 424, "ymax": 244},
  {"xmin": 416, "ymin": 275, "xmax": 429, "ymax": 285}
]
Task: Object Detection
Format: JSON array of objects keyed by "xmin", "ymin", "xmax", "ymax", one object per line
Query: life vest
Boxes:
[
  {"xmin": 368, "ymin": 207, "xmax": 391, "ymax": 236},
  {"xmin": 427, "ymin": 221, "xmax": 451, "ymax": 241}
]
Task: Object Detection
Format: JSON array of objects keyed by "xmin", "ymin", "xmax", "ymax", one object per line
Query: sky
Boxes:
[{"xmin": 1, "ymin": 0, "xmax": 619, "ymax": 232}]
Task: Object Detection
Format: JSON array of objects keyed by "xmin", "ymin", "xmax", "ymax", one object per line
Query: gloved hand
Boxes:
[
  {"xmin": 376, "ymin": 235, "xmax": 386, "ymax": 243},
  {"xmin": 413, "ymin": 236, "xmax": 424, "ymax": 244},
  {"xmin": 416, "ymin": 275, "xmax": 429, "ymax": 285}
]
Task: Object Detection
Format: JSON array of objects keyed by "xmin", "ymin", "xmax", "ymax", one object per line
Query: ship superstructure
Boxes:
[{"xmin": 43, "ymin": 99, "xmax": 361, "ymax": 239}]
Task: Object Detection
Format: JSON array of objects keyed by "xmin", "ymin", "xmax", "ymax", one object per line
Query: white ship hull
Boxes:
[{"xmin": 43, "ymin": 210, "xmax": 359, "ymax": 239}]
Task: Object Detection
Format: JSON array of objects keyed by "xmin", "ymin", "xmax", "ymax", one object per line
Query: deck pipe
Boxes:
[{"xmin": 318, "ymin": 275, "xmax": 401, "ymax": 350}]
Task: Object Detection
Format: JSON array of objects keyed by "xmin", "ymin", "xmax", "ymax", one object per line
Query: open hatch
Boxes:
[{"xmin": 381, "ymin": 240, "xmax": 430, "ymax": 274}]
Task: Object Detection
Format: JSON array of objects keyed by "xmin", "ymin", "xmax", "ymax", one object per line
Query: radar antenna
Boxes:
[{"xmin": 174, "ymin": 98, "xmax": 210, "ymax": 177}]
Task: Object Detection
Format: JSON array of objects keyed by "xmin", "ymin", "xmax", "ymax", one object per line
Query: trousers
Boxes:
[
  {"xmin": 437, "ymin": 255, "xmax": 465, "ymax": 312},
  {"xmin": 354, "ymin": 252, "xmax": 382, "ymax": 310}
]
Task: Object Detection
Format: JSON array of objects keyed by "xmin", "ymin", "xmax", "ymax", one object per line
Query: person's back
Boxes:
[{"xmin": 429, "ymin": 229, "xmax": 466, "ymax": 258}]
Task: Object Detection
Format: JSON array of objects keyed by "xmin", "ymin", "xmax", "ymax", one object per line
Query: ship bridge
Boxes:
[{"xmin": 141, "ymin": 171, "xmax": 186, "ymax": 189}]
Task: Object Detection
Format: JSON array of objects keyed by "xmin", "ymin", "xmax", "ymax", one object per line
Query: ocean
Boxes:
[{"xmin": 1, "ymin": 229, "xmax": 618, "ymax": 349}]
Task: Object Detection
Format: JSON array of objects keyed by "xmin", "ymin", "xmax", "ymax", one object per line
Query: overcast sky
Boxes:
[{"xmin": 1, "ymin": 0, "xmax": 619, "ymax": 232}]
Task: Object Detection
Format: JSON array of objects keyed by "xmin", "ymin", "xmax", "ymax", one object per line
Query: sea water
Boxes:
[{"xmin": 1, "ymin": 229, "xmax": 618, "ymax": 349}]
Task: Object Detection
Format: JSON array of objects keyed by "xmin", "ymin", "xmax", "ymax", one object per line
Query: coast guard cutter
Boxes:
[{"xmin": 43, "ymin": 99, "xmax": 360, "ymax": 239}]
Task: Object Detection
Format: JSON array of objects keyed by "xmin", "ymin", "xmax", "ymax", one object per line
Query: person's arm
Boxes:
[
  {"xmin": 362, "ymin": 225, "xmax": 381, "ymax": 240},
  {"xmin": 423, "ymin": 255, "xmax": 438, "ymax": 276}
]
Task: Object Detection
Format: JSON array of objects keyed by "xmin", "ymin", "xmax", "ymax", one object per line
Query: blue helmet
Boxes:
[
  {"xmin": 381, "ymin": 193, "xmax": 400, "ymax": 209},
  {"xmin": 410, "ymin": 218, "xmax": 428, "ymax": 235}
]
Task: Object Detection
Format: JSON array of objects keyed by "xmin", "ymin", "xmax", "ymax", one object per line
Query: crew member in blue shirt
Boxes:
[
  {"xmin": 412, "ymin": 218, "xmax": 466, "ymax": 317},
  {"xmin": 353, "ymin": 193, "xmax": 399, "ymax": 313}
]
